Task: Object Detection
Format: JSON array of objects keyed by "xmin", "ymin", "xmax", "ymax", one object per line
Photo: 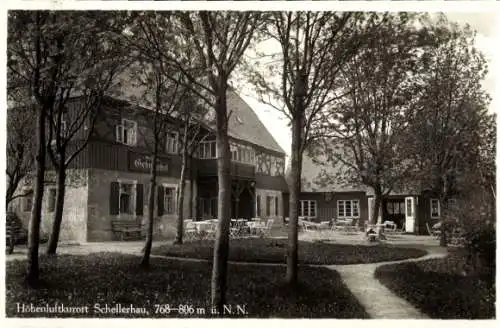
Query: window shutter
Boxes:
[
  {"xmin": 136, "ymin": 184, "xmax": 144, "ymax": 216},
  {"xmin": 256, "ymin": 195, "xmax": 261, "ymax": 217},
  {"xmin": 266, "ymin": 196, "xmax": 271, "ymax": 217},
  {"xmin": 115, "ymin": 125, "xmax": 122, "ymax": 142},
  {"xmin": 275, "ymin": 196, "xmax": 279, "ymax": 216},
  {"xmin": 109, "ymin": 182, "xmax": 120, "ymax": 215},
  {"xmin": 157, "ymin": 185, "xmax": 164, "ymax": 216}
]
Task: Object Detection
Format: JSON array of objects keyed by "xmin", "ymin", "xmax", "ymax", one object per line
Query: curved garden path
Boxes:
[
  {"xmin": 6, "ymin": 240, "xmax": 448, "ymax": 319},
  {"xmin": 326, "ymin": 250, "xmax": 447, "ymax": 319}
]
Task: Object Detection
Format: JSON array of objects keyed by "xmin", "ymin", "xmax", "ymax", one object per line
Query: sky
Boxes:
[{"xmin": 239, "ymin": 12, "xmax": 500, "ymax": 158}]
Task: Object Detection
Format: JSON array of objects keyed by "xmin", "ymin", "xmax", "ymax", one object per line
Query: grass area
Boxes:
[
  {"xmin": 375, "ymin": 250, "xmax": 495, "ymax": 319},
  {"xmin": 152, "ymin": 238, "xmax": 427, "ymax": 265},
  {"xmin": 6, "ymin": 253, "xmax": 368, "ymax": 318}
]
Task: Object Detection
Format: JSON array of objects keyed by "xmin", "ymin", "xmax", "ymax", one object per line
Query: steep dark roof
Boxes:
[
  {"xmin": 298, "ymin": 147, "xmax": 368, "ymax": 193},
  {"xmin": 297, "ymin": 144, "xmax": 420, "ymax": 196},
  {"xmin": 113, "ymin": 69, "xmax": 285, "ymax": 155},
  {"xmin": 225, "ymin": 91, "xmax": 285, "ymax": 155}
]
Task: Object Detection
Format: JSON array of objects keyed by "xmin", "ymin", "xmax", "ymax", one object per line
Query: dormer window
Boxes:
[{"xmin": 116, "ymin": 119, "xmax": 137, "ymax": 146}]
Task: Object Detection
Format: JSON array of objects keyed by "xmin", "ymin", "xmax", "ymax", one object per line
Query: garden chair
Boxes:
[
  {"xmin": 206, "ymin": 222, "xmax": 218, "ymax": 240},
  {"xmin": 184, "ymin": 221, "xmax": 198, "ymax": 240},
  {"xmin": 299, "ymin": 219, "xmax": 312, "ymax": 232},
  {"xmin": 426, "ymin": 222, "xmax": 441, "ymax": 238},
  {"xmin": 319, "ymin": 221, "xmax": 330, "ymax": 230},
  {"xmin": 258, "ymin": 219, "xmax": 274, "ymax": 237},
  {"xmin": 383, "ymin": 220, "xmax": 397, "ymax": 233},
  {"xmin": 230, "ymin": 219, "xmax": 248, "ymax": 238}
]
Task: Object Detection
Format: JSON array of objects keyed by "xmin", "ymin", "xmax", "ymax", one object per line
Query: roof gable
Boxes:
[{"xmin": 225, "ymin": 91, "xmax": 285, "ymax": 154}]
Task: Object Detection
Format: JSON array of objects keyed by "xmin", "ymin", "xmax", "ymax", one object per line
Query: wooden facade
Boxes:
[{"xmin": 9, "ymin": 95, "xmax": 289, "ymax": 242}]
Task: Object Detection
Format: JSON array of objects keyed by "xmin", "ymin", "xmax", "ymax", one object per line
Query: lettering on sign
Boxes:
[{"xmin": 129, "ymin": 152, "xmax": 169, "ymax": 173}]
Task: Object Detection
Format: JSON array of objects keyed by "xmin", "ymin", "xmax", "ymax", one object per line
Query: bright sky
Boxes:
[{"xmin": 240, "ymin": 12, "xmax": 500, "ymax": 158}]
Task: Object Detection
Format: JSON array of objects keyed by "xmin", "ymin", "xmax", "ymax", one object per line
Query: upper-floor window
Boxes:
[
  {"xmin": 166, "ymin": 132, "xmax": 178, "ymax": 154},
  {"xmin": 230, "ymin": 142, "xmax": 255, "ymax": 165},
  {"xmin": 337, "ymin": 200, "xmax": 360, "ymax": 218},
  {"xmin": 299, "ymin": 200, "xmax": 317, "ymax": 218},
  {"xmin": 198, "ymin": 140, "xmax": 217, "ymax": 159},
  {"xmin": 116, "ymin": 119, "xmax": 137, "ymax": 146},
  {"xmin": 430, "ymin": 199, "xmax": 440, "ymax": 218}
]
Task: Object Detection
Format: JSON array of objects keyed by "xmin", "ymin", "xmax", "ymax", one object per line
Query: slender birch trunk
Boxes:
[{"xmin": 47, "ymin": 162, "xmax": 67, "ymax": 254}]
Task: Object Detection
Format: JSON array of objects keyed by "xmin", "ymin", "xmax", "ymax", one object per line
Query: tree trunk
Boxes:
[
  {"xmin": 439, "ymin": 195, "xmax": 448, "ymax": 247},
  {"xmin": 5, "ymin": 176, "xmax": 18, "ymax": 210},
  {"xmin": 46, "ymin": 163, "xmax": 67, "ymax": 255},
  {"xmin": 26, "ymin": 104, "xmax": 46, "ymax": 287},
  {"xmin": 371, "ymin": 186, "xmax": 383, "ymax": 225},
  {"xmin": 285, "ymin": 111, "xmax": 303, "ymax": 286},
  {"xmin": 141, "ymin": 151, "xmax": 157, "ymax": 267},
  {"xmin": 175, "ymin": 134, "xmax": 189, "ymax": 245},
  {"xmin": 188, "ymin": 155, "xmax": 194, "ymax": 220},
  {"xmin": 439, "ymin": 176, "xmax": 449, "ymax": 247},
  {"xmin": 211, "ymin": 89, "xmax": 232, "ymax": 314}
]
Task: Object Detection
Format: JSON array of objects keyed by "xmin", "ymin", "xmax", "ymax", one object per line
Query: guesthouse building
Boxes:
[{"xmin": 9, "ymin": 91, "xmax": 288, "ymax": 242}]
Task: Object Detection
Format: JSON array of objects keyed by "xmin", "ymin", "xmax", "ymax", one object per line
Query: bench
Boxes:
[
  {"xmin": 6, "ymin": 212, "xmax": 27, "ymax": 254},
  {"xmin": 111, "ymin": 219, "xmax": 144, "ymax": 241}
]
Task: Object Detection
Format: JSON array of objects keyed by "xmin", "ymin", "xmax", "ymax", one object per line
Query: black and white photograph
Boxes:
[{"xmin": 2, "ymin": 1, "xmax": 497, "ymax": 321}]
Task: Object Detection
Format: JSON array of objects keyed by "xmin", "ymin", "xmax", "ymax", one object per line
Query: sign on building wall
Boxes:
[{"xmin": 128, "ymin": 152, "xmax": 169, "ymax": 174}]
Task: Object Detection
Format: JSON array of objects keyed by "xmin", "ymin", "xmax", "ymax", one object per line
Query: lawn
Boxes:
[
  {"xmin": 152, "ymin": 238, "xmax": 427, "ymax": 265},
  {"xmin": 6, "ymin": 253, "xmax": 368, "ymax": 318},
  {"xmin": 375, "ymin": 250, "xmax": 495, "ymax": 319}
]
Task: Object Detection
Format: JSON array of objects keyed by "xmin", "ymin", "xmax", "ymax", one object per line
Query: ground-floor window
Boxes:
[
  {"xmin": 387, "ymin": 200, "xmax": 405, "ymax": 215},
  {"xmin": 299, "ymin": 200, "xmax": 317, "ymax": 219},
  {"xmin": 120, "ymin": 183, "xmax": 135, "ymax": 214},
  {"xmin": 337, "ymin": 200, "xmax": 359, "ymax": 218},
  {"xmin": 158, "ymin": 185, "xmax": 177, "ymax": 216},
  {"xmin": 22, "ymin": 188, "xmax": 33, "ymax": 212},
  {"xmin": 47, "ymin": 187, "xmax": 57, "ymax": 213},
  {"xmin": 266, "ymin": 195, "xmax": 278, "ymax": 217},
  {"xmin": 198, "ymin": 197, "xmax": 217, "ymax": 218},
  {"xmin": 430, "ymin": 199, "xmax": 440, "ymax": 218},
  {"xmin": 110, "ymin": 181, "xmax": 143, "ymax": 216}
]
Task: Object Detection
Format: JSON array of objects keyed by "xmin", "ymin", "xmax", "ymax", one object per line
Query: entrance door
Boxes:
[{"xmin": 405, "ymin": 197, "xmax": 415, "ymax": 233}]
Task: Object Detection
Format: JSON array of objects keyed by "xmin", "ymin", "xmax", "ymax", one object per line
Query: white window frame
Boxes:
[
  {"xmin": 299, "ymin": 200, "xmax": 317, "ymax": 219},
  {"xmin": 166, "ymin": 131, "xmax": 179, "ymax": 154},
  {"xmin": 117, "ymin": 179, "xmax": 137, "ymax": 216},
  {"xmin": 198, "ymin": 140, "xmax": 216, "ymax": 159},
  {"xmin": 337, "ymin": 200, "xmax": 360, "ymax": 219},
  {"xmin": 116, "ymin": 119, "xmax": 137, "ymax": 146},
  {"xmin": 430, "ymin": 198, "xmax": 440, "ymax": 218},
  {"xmin": 162, "ymin": 183, "xmax": 178, "ymax": 215}
]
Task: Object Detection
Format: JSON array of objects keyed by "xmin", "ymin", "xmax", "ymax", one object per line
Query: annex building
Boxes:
[{"xmin": 296, "ymin": 148, "xmax": 446, "ymax": 234}]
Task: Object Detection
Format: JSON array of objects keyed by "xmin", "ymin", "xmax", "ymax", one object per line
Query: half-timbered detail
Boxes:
[{"xmin": 9, "ymin": 91, "xmax": 288, "ymax": 242}]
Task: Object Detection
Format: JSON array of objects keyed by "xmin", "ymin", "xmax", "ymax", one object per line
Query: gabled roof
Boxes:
[
  {"xmin": 298, "ymin": 147, "xmax": 368, "ymax": 193},
  {"xmin": 112, "ymin": 68, "xmax": 285, "ymax": 155},
  {"xmin": 297, "ymin": 143, "xmax": 421, "ymax": 196},
  {"xmin": 225, "ymin": 91, "xmax": 285, "ymax": 155}
]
